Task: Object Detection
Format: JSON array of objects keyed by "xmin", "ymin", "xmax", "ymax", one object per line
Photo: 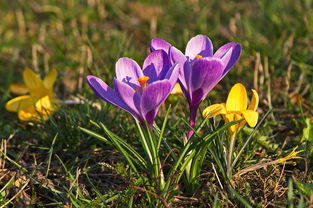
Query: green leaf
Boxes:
[
  {"xmin": 230, "ymin": 188, "xmax": 253, "ymax": 208},
  {"xmin": 297, "ymin": 195, "xmax": 305, "ymax": 208},
  {"xmin": 79, "ymin": 126, "xmax": 110, "ymax": 144},
  {"xmin": 295, "ymin": 180, "xmax": 313, "ymax": 197},
  {"xmin": 232, "ymin": 109, "xmax": 272, "ymax": 168},
  {"xmin": 157, "ymin": 104, "xmax": 171, "ymax": 151},
  {"xmin": 303, "ymin": 118, "xmax": 313, "ymax": 143},
  {"xmin": 288, "ymin": 178, "xmax": 294, "ymax": 208},
  {"xmin": 100, "ymin": 122, "xmax": 139, "ymax": 176}
]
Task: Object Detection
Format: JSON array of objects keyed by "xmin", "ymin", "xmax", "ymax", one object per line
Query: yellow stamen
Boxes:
[
  {"xmin": 138, "ymin": 76, "xmax": 150, "ymax": 92},
  {"xmin": 195, "ymin": 55, "xmax": 202, "ymax": 60}
]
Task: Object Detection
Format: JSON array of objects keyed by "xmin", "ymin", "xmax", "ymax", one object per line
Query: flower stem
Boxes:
[
  {"xmin": 227, "ymin": 133, "xmax": 236, "ymax": 179},
  {"xmin": 187, "ymin": 105, "xmax": 198, "ymax": 139}
]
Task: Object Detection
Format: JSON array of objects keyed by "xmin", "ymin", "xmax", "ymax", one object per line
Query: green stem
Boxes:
[{"xmin": 227, "ymin": 133, "xmax": 236, "ymax": 179}]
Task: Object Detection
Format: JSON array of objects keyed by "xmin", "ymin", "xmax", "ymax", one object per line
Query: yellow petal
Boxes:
[
  {"xmin": 248, "ymin": 89, "xmax": 259, "ymax": 111},
  {"xmin": 36, "ymin": 96, "xmax": 56, "ymax": 120},
  {"xmin": 171, "ymin": 83, "xmax": 183, "ymax": 94},
  {"xmin": 226, "ymin": 83, "xmax": 247, "ymax": 113},
  {"xmin": 9, "ymin": 83, "xmax": 29, "ymax": 95},
  {"xmin": 222, "ymin": 113, "xmax": 236, "ymax": 134},
  {"xmin": 242, "ymin": 110, "xmax": 259, "ymax": 127},
  {"xmin": 223, "ymin": 113, "xmax": 245, "ymax": 135},
  {"xmin": 223, "ymin": 113, "xmax": 235, "ymax": 123},
  {"xmin": 43, "ymin": 69, "xmax": 57, "ymax": 90},
  {"xmin": 18, "ymin": 96, "xmax": 54, "ymax": 121},
  {"xmin": 5, "ymin": 95, "xmax": 34, "ymax": 112},
  {"xmin": 23, "ymin": 69, "xmax": 44, "ymax": 90},
  {"xmin": 202, "ymin": 103, "xmax": 227, "ymax": 118},
  {"xmin": 18, "ymin": 106, "xmax": 38, "ymax": 121},
  {"xmin": 36, "ymin": 95, "xmax": 53, "ymax": 112}
]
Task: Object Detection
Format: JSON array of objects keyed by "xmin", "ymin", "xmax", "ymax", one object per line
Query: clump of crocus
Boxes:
[
  {"xmin": 202, "ymin": 83, "xmax": 259, "ymax": 135},
  {"xmin": 5, "ymin": 69, "xmax": 58, "ymax": 121},
  {"xmin": 87, "ymin": 50, "xmax": 179, "ymax": 128},
  {"xmin": 151, "ymin": 35, "xmax": 242, "ymax": 138}
]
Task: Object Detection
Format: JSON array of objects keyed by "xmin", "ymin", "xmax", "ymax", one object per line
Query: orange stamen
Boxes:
[
  {"xmin": 138, "ymin": 76, "xmax": 150, "ymax": 92},
  {"xmin": 195, "ymin": 55, "xmax": 202, "ymax": 60}
]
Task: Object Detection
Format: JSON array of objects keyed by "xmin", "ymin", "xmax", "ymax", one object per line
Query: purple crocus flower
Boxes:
[
  {"xmin": 151, "ymin": 35, "xmax": 242, "ymax": 138},
  {"xmin": 87, "ymin": 50, "xmax": 179, "ymax": 128}
]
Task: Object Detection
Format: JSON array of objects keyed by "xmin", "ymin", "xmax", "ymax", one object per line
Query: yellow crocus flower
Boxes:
[
  {"xmin": 170, "ymin": 83, "xmax": 183, "ymax": 95},
  {"xmin": 203, "ymin": 83, "xmax": 259, "ymax": 135},
  {"xmin": 5, "ymin": 69, "xmax": 58, "ymax": 121}
]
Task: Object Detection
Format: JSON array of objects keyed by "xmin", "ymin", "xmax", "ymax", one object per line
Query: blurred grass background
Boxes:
[{"xmin": 0, "ymin": 0, "xmax": 313, "ymax": 207}]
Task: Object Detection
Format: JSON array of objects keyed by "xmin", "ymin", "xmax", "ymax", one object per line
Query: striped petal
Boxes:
[
  {"xmin": 185, "ymin": 35, "xmax": 213, "ymax": 59},
  {"xmin": 150, "ymin": 38, "xmax": 171, "ymax": 53},
  {"xmin": 115, "ymin": 57, "xmax": 143, "ymax": 90}
]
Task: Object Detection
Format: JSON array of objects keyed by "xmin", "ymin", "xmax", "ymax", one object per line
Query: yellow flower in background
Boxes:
[
  {"xmin": 202, "ymin": 83, "xmax": 259, "ymax": 135},
  {"xmin": 170, "ymin": 83, "xmax": 183, "ymax": 94},
  {"xmin": 5, "ymin": 69, "xmax": 58, "ymax": 121}
]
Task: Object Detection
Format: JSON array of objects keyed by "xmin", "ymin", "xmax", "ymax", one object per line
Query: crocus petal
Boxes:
[
  {"xmin": 223, "ymin": 113, "xmax": 237, "ymax": 135},
  {"xmin": 169, "ymin": 46, "xmax": 190, "ymax": 93},
  {"xmin": 36, "ymin": 95, "xmax": 53, "ymax": 112},
  {"xmin": 185, "ymin": 35, "xmax": 213, "ymax": 59},
  {"xmin": 140, "ymin": 80, "xmax": 171, "ymax": 125},
  {"xmin": 248, "ymin": 89, "xmax": 259, "ymax": 111},
  {"xmin": 17, "ymin": 96, "xmax": 52, "ymax": 121},
  {"xmin": 190, "ymin": 58, "xmax": 224, "ymax": 105},
  {"xmin": 23, "ymin": 69, "xmax": 44, "ymax": 90},
  {"xmin": 242, "ymin": 110, "xmax": 259, "ymax": 127},
  {"xmin": 169, "ymin": 46, "xmax": 187, "ymax": 65},
  {"xmin": 202, "ymin": 103, "xmax": 227, "ymax": 118},
  {"xmin": 226, "ymin": 83, "xmax": 247, "ymax": 112},
  {"xmin": 5, "ymin": 95, "xmax": 34, "ymax": 112},
  {"xmin": 223, "ymin": 113, "xmax": 235, "ymax": 123},
  {"xmin": 9, "ymin": 83, "xmax": 29, "ymax": 95},
  {"xmin": 33, "ymin": 95, "xmax": 53, "ymax": 120},
  {"xmin": 114, "ymin": 79, "xmax": 141, "ymax": 118},
  {"xmin": 43, "ymin": 69, "xmax": 57, "ymax": 90},
  {"xmin": 115, "ymin": 57, "xmax": 143, "ymax": 89},
  {"xmin": 214, "ymin": 42, "xmax": 241, "ymax": 74},
  {"xmin": 18, "ymin": 105, "xmax": 37, "ymax": 121},
  {"xmin": 150, "ymin": 38, "xmax": 171, "ymax": 53},
  {"xmin": 164, "ymin": 64, "xmax": 180, "ymax": 90},
  {"xmin": 86, "ymin": 76, "xmax": 136, "ymax": 116},
  {"xmin": 143, "ymin": 50, "xmax": 171, "ymax": 83}
]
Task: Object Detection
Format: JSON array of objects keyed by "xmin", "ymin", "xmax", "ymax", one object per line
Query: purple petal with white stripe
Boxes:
[
  {"xmin": 190, "ymin": 58, "xmax": 224, "ymax": 106},
  {"xmin": 185, "ymin": 35, "xmax": 213, "ymax": 59},
  {"xmin": 150, "ymin": 38, "xmax": 172, "ymax": 53},
  {"xmin": 86, "ymin": 75, "xmax": 140, "ymax": 120},
  {"xmin": 213, "ymin": 42, "xmax": 241, "ymax": 75},
  {"xmin": 140, "ymin": 80, "xmax": 172, "ymax": 126},
  {"xmin": 115, "ymin": 57, "xmax": 143, "ymax": 90},
  {"xmin": 143, "ymin": 50, "xmax": 171, "ymax": 83},
  {"xmin": 114, "ymin": 79, "xmax": 141, "ymax": 118}
]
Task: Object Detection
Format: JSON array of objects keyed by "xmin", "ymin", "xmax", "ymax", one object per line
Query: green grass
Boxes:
[{"xmin": 0, "ymin": 0, "xmax": 313, "ymax": 207}]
